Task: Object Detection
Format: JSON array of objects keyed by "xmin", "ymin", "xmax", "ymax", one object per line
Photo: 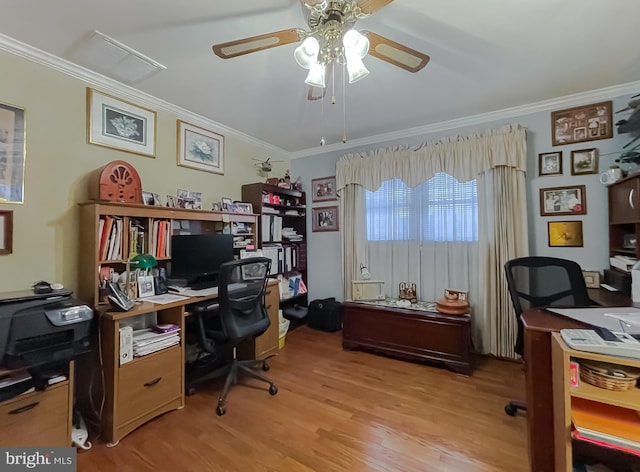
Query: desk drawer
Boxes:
[
  {"xmin": 118, "ymin": 346, "xmax": 181, "ymax": 425},
  {"xmin": 0, "ymin": 382, "xmax": 70, "ymax": 446}
]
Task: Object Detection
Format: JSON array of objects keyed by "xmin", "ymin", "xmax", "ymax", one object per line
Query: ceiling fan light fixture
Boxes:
[
  {"xmin": 294, "ymin": 36, "xmax": 320, "ymax": 69},
  {"xmin": 305, "ymin": 62, "xmax": 326, "ymax": 88},
  {"xmin": 346, "ymin": 55, "xmax": 369, "ymax": 83},
  {"xmin": 342, "ymin": 29, "xmax": 369, "ymax": 59}
]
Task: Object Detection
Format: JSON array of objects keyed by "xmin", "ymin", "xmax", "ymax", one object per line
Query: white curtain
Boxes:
[{"xmin": 336, "ymin": 125, "xmax": 528, "ymax": 358}]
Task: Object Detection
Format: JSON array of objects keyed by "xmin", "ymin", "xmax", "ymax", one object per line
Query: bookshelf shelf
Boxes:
[
  {"xmin": 79, "ymin": 201, "xmax": 258, "ymax": 307},
  {"xmin": 552, "ymin": 333, "xmax": 640, "ymax": 471}
]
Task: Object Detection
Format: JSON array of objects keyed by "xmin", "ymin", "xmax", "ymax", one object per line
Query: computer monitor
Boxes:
[{"xmin": 169, "ymin": 234, "xmax": 234, "ymax": 289}]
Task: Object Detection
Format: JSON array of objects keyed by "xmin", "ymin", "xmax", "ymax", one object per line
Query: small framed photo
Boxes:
[
  {"xmin": 177, "ymin": 120, "xmax": 224, "ymax": 175},
  {"xmin": 221, "ymin": 197, "xmax": 233, "ymax": 212},
  {"xmin": 551, "ymin": 101, "xmax": 613, "ymax": 146},
  {"xmin": 571, "ymin": 148, "xmax": 598, "ymax": 175},
  {"xmin": 582, "ymin": 270, "xmax": 600, "ymax": 289},
  {"xmin": 137, "ymin": 275, "xmax": 155, "ymax": 299},
  {"xmin": 212, "ymin": 202, "xmax": 221, "ymax": 212},
  {"xmin": 539, "ymin": 185, "xmax": 586, "ymax": 216},
  {"xmin": 312, "ymin": 206, "xmax": 339, "ymax": 232},
  {"xmin": 548, "ymin": 221, "xmax": 583, "ymax": 247},
  {"xmin": 0, "ymin": 210, "xmax": 13, "ymax": 255},
  {"xmin": 142, "ymin": 191, "xmax": 155, "ymax": 206},
  {"xmin": 152, "ymin": 193, "xmax": 162, "ymax": 206},
  {"xmin": 623, "ymin": 233, "xmax": 637, "ymax": 249},
  {"xmin": 538, "ymin": 152, "xmax": 562, "ymax": 176},
  {"xmin": 312, "ymin": 176, "xmax": 337, "ymax": 202},
  {"xmin": 86, "ymin": 88, "xmax": 156, "ymax": 158},
  {"xmin": 234, "ymin": 202, "xmax": 253, "ymax": 214},
  {"xmin": 166, "ymin": 195, "xmax": 176, "ymax": 208}
]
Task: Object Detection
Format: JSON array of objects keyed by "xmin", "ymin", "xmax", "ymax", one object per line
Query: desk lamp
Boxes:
[{"xmin": 125, "ymin": 253, "xmax": 157, "ymax": 299}]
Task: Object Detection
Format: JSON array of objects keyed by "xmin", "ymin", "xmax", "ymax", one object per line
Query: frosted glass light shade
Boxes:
[
  {"xmin": 294, "ymin": 37, "xmax": 320, "ymax": 69},
  {"xmin": 305, "ymin": 62, "xmax": 326, "ymax": 88},
  {"xmin": 346, "ymin": 55, "xmax": 369, "ymax": 83},
  {"xmin": 343, "ymin": 29, "xmax": 369, "ymax": 59}
]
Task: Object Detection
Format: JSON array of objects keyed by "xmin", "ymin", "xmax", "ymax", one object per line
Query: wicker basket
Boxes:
[{"xmin": 579, "ymin": 359, "xmax": 640, "ymax": 392}]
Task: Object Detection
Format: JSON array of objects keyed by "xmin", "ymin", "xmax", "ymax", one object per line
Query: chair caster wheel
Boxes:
[
  {"xmin": 269, "ymin": 384, "xmax": 278, "ymax": 395},
  {"xmin": 504, "ymin": 404, "xmax": 517, "ymax": 416},
  {"xmin": 216, "ymin": 404, "xmax": 226, "ymax": 416},
  {"xmin": 262, "ymin": 362, "xmax": 270, "ymax": 372}
]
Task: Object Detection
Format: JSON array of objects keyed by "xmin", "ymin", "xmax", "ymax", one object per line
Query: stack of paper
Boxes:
[
  {"xmin": 132, "ymin": 328, "xmax": 180, "ymax": 357},
  {"xmin": 571, "ymin": 397, "xmax": 640, "ymax": 453}
]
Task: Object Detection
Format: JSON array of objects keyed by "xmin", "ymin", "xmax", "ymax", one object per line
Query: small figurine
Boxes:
[{"xmin": 360, "ymin": 264, "xmax": 371, "ymax": 280}]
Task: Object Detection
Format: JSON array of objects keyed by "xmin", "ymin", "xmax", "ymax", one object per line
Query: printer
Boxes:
[{"xmin": 0, "ymin": 290, "xmax": 94, "ymax": 369}]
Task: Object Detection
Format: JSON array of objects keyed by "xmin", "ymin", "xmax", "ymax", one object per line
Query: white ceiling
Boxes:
[{"xmin": 1, "ymin": 0, "xmax": 639, "ymax": 155}]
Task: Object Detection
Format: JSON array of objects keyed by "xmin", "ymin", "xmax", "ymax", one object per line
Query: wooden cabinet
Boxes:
[
  {"xmin": 79, "ymin": 202, "xmax": 258, "ymax": 307},
  {"xmin": 552, "ymin": 333, "xmax": 640, "ymax": 471},
  {"xmin": 238, "ymin": 280, "xmax": 280, "ymax": 360},
  {"xmin": 0, "ymin": 363, "xmax": 73, "ymax": 447},
  {"xmin": 241, "ymin": 183, "xmax": 308, "ymax": 308},
  {"xmin": 608, "ymin": 175, "xmax": 640, "ymax": 259},
  {"xmin": 100, "ymin": 302, "xmax": 186, "ymax": 445}
]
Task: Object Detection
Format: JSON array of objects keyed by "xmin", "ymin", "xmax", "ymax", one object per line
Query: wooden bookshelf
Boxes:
[
  {"xmin": 552, "ymin": 333, "xmax": 640, "ymax": 471},
  {"xmin": 78, "ymin": 201, "xmax": 258, "ymax": 307}
]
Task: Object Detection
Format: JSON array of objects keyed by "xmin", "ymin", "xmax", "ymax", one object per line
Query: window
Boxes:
[{"xmin": 365, "ymin": 174, "xmax": 478, "ymax": 242}]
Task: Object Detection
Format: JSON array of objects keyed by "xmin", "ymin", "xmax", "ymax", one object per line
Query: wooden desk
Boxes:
[
  {"xmin": 521, "ymin": 288, "xmax": 631, "ymax": 472},
  {"xmin": 99, "ymin": 280, "xmax": 279, "ymax": 446}
]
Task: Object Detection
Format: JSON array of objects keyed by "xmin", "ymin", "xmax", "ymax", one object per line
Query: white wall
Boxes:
[{"xmin": 292, "ymin": 91, "xmax": 637, "ymax": 302}]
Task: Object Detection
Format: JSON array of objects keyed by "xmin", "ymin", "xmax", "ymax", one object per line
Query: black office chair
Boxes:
[
  {"xmin": 190, "ymin": 257, "xmax": 277, "ymax": 416},
  {"xmin": 503, "ymin": 256, "xmax": 594, "ymax": 416}
]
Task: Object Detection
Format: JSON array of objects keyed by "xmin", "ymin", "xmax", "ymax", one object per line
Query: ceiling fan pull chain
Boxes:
[{"xmin": 342, "ymin": 62, "xmax": 347, "ymax": 143}]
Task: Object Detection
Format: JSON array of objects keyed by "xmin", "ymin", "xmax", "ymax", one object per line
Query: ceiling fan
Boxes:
[{"xmin": 212, "ymin": 0, "xmax": 430, "ymax": 94}]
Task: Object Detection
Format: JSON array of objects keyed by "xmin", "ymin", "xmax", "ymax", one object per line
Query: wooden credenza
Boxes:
[{"xmin": 341, "ymin": 301, "xmax": 473, "ymax": 375}]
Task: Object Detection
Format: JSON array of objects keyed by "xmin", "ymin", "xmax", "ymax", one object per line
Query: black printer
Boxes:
[{"xmin": 0, "ymin": 290, "xmax": 94, "ymax": 369}]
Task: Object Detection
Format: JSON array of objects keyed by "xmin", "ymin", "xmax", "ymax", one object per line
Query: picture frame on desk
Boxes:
[
  {"xmin": 582, "ymin": 270, "xmax": 600, "ymax": 289},
  {"xmin": 137, "ymin": 275, "xmax": 155, "ymax": 299}
]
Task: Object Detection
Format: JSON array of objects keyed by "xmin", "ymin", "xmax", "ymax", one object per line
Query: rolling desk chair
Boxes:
[
  {"xmin": 190, "ymin": 257, "xmax": 277, "ymax": 416},
  {"xmin": 503, "ymin": 256, "xmax": 593, "ymax": 416}
]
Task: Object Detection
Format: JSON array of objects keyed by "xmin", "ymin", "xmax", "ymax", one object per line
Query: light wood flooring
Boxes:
[{"xmin": 78, "ymin": 326, "xmax": 528, "ymax": 472}]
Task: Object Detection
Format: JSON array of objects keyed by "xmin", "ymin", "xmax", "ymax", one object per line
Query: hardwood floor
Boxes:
[{"xmin": 78, "ymin": 326, "xmax": 528, "ymax": 471}]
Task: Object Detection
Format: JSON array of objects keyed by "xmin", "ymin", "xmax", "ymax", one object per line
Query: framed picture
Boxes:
[
  {"xmin": 177, "ymin": 120, "xmax": 224, "ymax": 175},
  {"xmin": 166, "ymin": 195, "xmax": 176, "ymax": 208},
  {"xmin": 582, "ymin": 270, "xmax": 600, "ymax": 289},
  {"xmin": 548, "ymin": 221, "xmax": 583, "ymax": 247},
  {"xmin": 312, "ymin": 176, "xmax": 337, "ymax": 202},
  {"xmin": 538, "ymin": 151, "xmax": 562, "ymax": 176},
  {"xmin": 152, "ymin": 193, "xmax": 162, "ymax": 206},
  {"xmin": 0, "ymin": 102, "xmax": 26, "ymax": 204},
  {"xmin": 571, "ymin": 148, "xmax": 598, "ymax": 175},
  {"xmin": 539, "ymin": 185, "xmax": 586, "ymax": 216},
  {"xmin": 86, "ymin": 88, "xmax": 156, "ymax": 158},
  {"xmin": 551, "ymin": 100, "xmax": 613, "ymax": 146},
  {"xmin": 234, "ymin": 202, "xmax": 253, "ymax": 214},
  {"xmin": 212, "ymin": 202, "xmax": 221, "ymax": 212},
  {"xmin": 0, "ymin": 210, "xmax": 13, "ymax": 255},
  {"xmin": 623, "ymin": 233, "xmax": 637, "ymax": 249},
  {"xmin": 312, "ymin": 206, "xmax": 339, "ymax": 232},
  {"xmin": 137, "ymin": 275, "xmax": 155, "ymax": 299},
  {"xmin": 142, "ymin": 191, "xmax": 155, "ymax": 206}
]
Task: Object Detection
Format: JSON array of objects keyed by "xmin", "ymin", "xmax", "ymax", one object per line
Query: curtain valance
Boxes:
[{"xmin": 336, "ymin": 124, "xmax": 527, "ymax": 192}]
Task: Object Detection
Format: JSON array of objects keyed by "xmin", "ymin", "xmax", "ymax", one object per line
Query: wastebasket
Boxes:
[{"xmin": 279, "ymin": 319, "xmax": 290, "ymax": 349}]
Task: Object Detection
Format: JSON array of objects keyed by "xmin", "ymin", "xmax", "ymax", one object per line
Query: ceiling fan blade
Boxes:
[
  {"xmin": 356, "ymin": 0, "xmax": 394, "ymax": 15},
  {"xmin": 212, "ymin": 29, "xmax": 305, "ymax": 59},
  {"xmin": 362, "ymin": 31, "xmax": 430, "ymax": 73},
  {"xmin": 300, "ymin": 0, "xmax": 324, "ymax": 5}
]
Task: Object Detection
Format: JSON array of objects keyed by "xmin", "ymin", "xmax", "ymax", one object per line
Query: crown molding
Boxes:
[
  {"xmin": 290, "ymin": 80, "xmax": 640, "ymax": 159},
  {"xmin": 0, "ymin": 33, "xmax": 289, "ymax": 157}
]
